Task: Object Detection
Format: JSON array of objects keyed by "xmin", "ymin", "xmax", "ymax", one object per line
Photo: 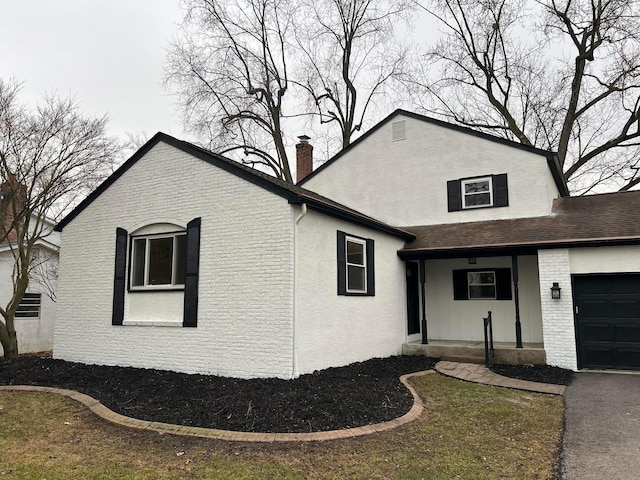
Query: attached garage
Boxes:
[{"xmin": 573, "ymin": 274, "xmax": 640, "ymax": 370}]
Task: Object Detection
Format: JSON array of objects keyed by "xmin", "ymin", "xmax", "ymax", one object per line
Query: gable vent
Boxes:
[{"xmin": 392, "ymin": 120, "xmax": 406, "ymax": 141}]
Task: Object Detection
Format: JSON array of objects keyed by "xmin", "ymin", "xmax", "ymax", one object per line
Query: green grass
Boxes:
[{"xmin": 0, "ymin": 373, "xmax": 563, "ymax": 479}]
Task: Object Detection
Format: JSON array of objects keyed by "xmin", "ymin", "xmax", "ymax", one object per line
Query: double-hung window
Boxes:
[
  {"xmin": 346, "ymin": 237, "xmax": 367, "ymax": 293},
  {"xmin": 337, "ymin": 231, "xmax": 375, "ymax": 296},
  {"xmin": 131, "ymin": 232, "xmax": 187, "ymax": 289},
  {"xmin": 447, "ymin": 174, "xmax": 509, "ymax": 212},
  {"xmin": 467, "ymin": 271, "xmax": 496, "ymax": 299},
  {"xmin": 462, "ymin": 177, "xmax": 492, "ymax": 208},
  {"xmin": 453, "ymin": 268, "xmax": 512, "ymax": 301}
]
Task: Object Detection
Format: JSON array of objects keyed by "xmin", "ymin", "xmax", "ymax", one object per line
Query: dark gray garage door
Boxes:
[{"xmin": 573, "ymin": 274, "xmax": 640, "ymax": 370}]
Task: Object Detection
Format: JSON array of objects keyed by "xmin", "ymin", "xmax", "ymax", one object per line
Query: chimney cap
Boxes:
[{"xmin": 297, "ymin": 135, "xmax": 311, "ymax": 143}]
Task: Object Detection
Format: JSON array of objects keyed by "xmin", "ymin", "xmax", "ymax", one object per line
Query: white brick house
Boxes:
[{"xmin": 54, "ymin": 110, "xmax": 640, "ymax": 376}]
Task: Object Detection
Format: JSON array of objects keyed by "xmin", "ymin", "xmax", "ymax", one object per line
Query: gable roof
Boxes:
[
  {"xmin": 399, "ymin": 190, "xmax": 640, "ymax": 258},
  {"xmin": 54, "ymin": 133, "xmax": 414, "ymax": 240},
  {"xmin": 298, "ymin": 109, "xmax": 570, "ymax": 197}
]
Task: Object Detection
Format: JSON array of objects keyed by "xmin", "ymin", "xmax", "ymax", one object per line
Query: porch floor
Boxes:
[{"xmin": 403, "ymin": 339, "xmax": 546, "ymax": 366}]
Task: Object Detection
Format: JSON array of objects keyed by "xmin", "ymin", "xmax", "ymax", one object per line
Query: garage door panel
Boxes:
[
  {"xmin": 614, "ymin": 325, "xmax": 640, "ymax": 343},
  {"xmin": 581, "ymin": 323, "xmax": 611, "ymax": 342},
  {"xmin": 583, "ymin": 348, "xmax": 614, "ymax": 368},
  {"xmin": 580, "ymin": 300, "xmax": 609, "ymax": 318},
  {"xmin": 608, "ymin": 276, "xmax": 640, "ymax": 294},
  {"xmin": 574, "ymin": 274, "xmax": 640, "ymax": 371},
  {"xmin": 611, "ymin": 300, "xmax": 640, "ymax": 318},
  {"xmin": 615, "ymin": 349, "xmax": 640, "ymax": 368}
]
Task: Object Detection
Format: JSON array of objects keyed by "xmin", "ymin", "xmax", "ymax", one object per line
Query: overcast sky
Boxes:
[{"xmin": 1, "ymin": 1, "xmax": 185, "ymax": 140}]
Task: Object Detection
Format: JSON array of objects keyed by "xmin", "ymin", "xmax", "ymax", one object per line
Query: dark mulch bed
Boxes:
[
  {"xmin": 0, "ymin": 355, "xmax": 437, "ymax": 433},
  {"xmin": 490, "ymin": 364, "xmax": 575, "ymax": 385}
]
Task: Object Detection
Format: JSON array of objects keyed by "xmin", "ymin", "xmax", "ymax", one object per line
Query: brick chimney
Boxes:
[
  {"xmin": 0, "ymin": 173, "xmax": 27, "ymax": 244},
  {"xmin": 296, "ymin": 135, "xmax": 313, "ymax": 183}
]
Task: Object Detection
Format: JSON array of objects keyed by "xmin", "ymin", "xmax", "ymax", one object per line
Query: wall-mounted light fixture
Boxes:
[
  {"xmin": 468, "ymin": 257, "xmax": 477, "ymax": 265},
  {"xmin": 550, "ymin": 282, "xmax": 561, "ymax": 300}
]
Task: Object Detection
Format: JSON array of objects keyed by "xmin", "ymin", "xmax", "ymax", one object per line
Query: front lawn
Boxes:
[{"xmin": 0, "ymin": 373, "xmax": 563, "ymax": 479}]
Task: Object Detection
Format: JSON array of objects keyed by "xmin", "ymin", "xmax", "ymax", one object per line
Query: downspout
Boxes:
[{"xmin": 292, "ymin": 203, "xmax": 308, "ymax": 378}]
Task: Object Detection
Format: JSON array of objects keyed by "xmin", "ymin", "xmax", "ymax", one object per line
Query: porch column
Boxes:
[
  {"xmin": 420, "ymin": 258, "xmax": 428, "ymax": 344},
  {"xmin": 512, "ymin": 255, "xmax": 523, "ymax": 348}
]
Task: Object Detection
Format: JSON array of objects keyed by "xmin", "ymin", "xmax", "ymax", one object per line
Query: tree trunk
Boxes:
[{"xmin": 0, "ymin": 318, "xmax": 18, "ymax": 359}]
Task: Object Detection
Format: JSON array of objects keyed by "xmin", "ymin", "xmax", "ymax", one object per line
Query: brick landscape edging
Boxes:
[{"xmin": 0, "ymin": 370, "xmax": 434, "ymax": 442}]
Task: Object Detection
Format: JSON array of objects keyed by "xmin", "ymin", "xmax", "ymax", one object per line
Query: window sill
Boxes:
[
  {"xmin": 128, "ymin": 287, "xmax": 185, "ymax": 293},
  {"xmin": 122, "ymin": 320, "xmax": 184, "ymax": 327}
]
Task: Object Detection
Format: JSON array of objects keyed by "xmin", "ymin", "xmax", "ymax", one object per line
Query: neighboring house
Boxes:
[
  {"xmin": 0, "ymin": 177, "xmax": 60, "ymax": 355},
  {"xmin": 53, "ymin": 110, "xmax": 640, "ymax": 377}
]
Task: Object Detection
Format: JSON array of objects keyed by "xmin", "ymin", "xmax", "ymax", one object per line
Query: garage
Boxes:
[{"xmin": 573, "ymin": 274, "xmax": 640, "ymax": 370}]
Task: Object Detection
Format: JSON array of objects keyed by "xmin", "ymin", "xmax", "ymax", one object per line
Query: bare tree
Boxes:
[
  {"xmin": 0, "ymin": 79, "xmax": 121, "ymax": 359},
  {"xmin": 166, "ymin": 0, "xmax": 414, "ymax": 181},
  {"xmin": 413, "ymin": 0, "xmax": 640, "ymax": 193},
  {"xmin": 297, "ymin": 0, "xmax": 412, "ymax": 149},
  {"xmin": 166, "ymin": 0, "xmax": 296, "ymax": 182}
]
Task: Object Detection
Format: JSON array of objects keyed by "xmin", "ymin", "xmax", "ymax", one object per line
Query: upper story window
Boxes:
[
  {"xmin": 337, "ymin": 231, "xmax": 375, "ymax": 296},
  {"xmin": 130, "ymin": 232, "xmax": 187, "ymax": 289},
  {"xmin": 447, "ymin": 174, "xmax": 509, "ymax": 212},
  {"xmin": 462, "ymin": 177, "xmax": 493, "ymax": 208}
]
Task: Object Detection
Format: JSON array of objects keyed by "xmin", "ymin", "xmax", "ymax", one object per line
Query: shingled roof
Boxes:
[
  {"xmin": 399, "ymin": 190, "xmax": 640, "ymax": 258},
  {"xmin": 55, "ymin": 133, "xmax": 414, "ymax": 240}
]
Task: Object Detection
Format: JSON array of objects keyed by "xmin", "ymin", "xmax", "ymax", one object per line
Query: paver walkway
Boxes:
[{"xmin": 435, "ymin": 360, "xmax": 566, "ymax": 395}]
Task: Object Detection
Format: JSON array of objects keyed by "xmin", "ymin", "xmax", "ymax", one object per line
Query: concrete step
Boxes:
[{"xmin": 439, "ymin": 355, "xmax": 486, "ymax": 365}]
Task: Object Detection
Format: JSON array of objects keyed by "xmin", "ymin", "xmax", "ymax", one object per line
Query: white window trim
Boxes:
[
  {"xmin": 345, "ymin": 236, "xmax": 367, "ymax": 294},
  {"xmin": 467, "ymin": 270, "xmax": 497, "ymax": 300},
  {"xmin": 461, "ymin": 176, "xmax": 493, "ymax": 209},
  {"xmin": 130, "ymin": 231, "xmax": 186, "ymax": 291}
]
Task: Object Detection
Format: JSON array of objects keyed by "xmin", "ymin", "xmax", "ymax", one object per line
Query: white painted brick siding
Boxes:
[
  {"xmin": 538, "ymin": 249, "xmax": 578, "ymax": 370},
  {"xmin": 303, "ymin": 114, "xmax": 560, "ymax": 226},
  {"xmin": 294, "ymin": 209, "xmax": 406, "ymax": 375},
  {"xmin": 54, "ymin": 142, "xmax": 295, "ymax": 379}
]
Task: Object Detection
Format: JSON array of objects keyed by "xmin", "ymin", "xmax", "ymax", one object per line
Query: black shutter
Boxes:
[
  {"xmin": 493, "ymin": 174, "xmax": 509, "ymax": 207},
  {"xmin": 112, "ymin": 228, "xmax": 128, "ymax": 326},
  {"xmin": 495, "ymin": 268, "xmax": 513, "ymax": 300},
  {"xmin": 366, "ymin": 238, "xmax": 375, "ymax": 296},
  {"xmin": 447, "ymin": 180, "xmax": 462, "ymax": 211},
  {"xmin": 183, "ymin": 217, "xmax": 201, "ymax": 327},
  {"xmin": 337, "ymin": 231, "xmax": 347, "ymax": 295},
  {"xmin": 452, "ymin": 270, "xmax": 468, "ymax": 300}
]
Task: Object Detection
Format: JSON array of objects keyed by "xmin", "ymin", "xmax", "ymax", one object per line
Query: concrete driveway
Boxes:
[{"xmin": 562, "ymin": 372, "xmax": 640, "ymax": 479}]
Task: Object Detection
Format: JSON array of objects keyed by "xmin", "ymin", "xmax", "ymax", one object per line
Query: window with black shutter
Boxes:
[
  {"xmin": 337, "ymin": 231, "xmax": 375, "ymax": 296},
  {"xmin": 447, "ymin": 174, "xmax": 509, "ymax": 211},
  {"xmin": 453, "ymin": 268, "xmax": 512, "ymax": 300}
]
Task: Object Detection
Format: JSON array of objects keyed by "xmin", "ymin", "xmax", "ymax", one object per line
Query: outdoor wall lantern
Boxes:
[
  {"xmin": 550, "ymin": 282, "xmax": 561, "ymax": 300},
  {"xmin": 468, "ymin": 257, "xmax": 477, "ymax": 264}
]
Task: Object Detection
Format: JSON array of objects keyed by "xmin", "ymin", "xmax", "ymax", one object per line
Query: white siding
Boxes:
[
  {"xmin": 54, "ymin": 142, "xmax": 295, "ymax": 379},
  {"xmin": 538, "ymin": 249, "xmax": 577, "ymax": 370},
  {"xmin": 424, "ymin": 256, "xmax": 543, "ymax": 343},
  {"xmin": 304, "ymin": 114, "xmax": 560, "ymax": 226},
  {"xmin": 569, "ymin": 246, "xmax": 640, "ymax": 274},
  {"xmin": 0, "ymin": 249, "xmax": 58, "ymax": 354},
  {"xmin": 294, "ymin": 209, "xmax": 406, "ymax": 375}
]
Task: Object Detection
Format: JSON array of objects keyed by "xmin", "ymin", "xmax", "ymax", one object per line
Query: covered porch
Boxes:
[{"xmin": 401, "ymin": 243, "xmax": 548, "ymax": 365}]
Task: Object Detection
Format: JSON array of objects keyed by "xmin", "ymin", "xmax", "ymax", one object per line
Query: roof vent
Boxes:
[{"xmin": 392, "ymin": 120, "xmax": 406, "ymax": 141}]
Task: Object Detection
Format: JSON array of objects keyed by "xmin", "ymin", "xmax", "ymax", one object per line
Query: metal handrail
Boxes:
[{"xmin": 483, "ymin": 311, "xmax": 494, "ymax": 367}]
